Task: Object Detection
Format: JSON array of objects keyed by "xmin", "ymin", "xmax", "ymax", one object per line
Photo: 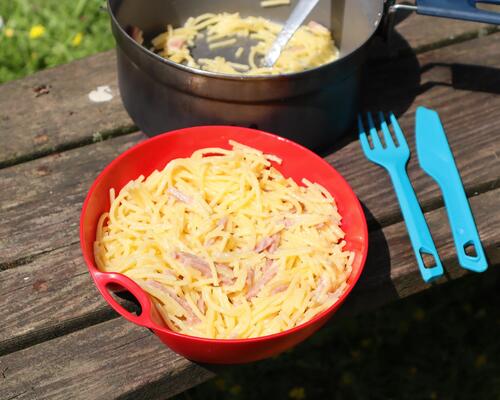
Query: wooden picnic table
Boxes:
[{"xmin": 1, "ymin": 9, "xmax": 499, "ymax": 399}]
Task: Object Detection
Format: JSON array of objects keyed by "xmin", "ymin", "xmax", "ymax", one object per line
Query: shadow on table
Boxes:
[
  {"xmin": 318, "ymin": 30, "xmax": 421, "ymax": 158},
  {"xmin": 197, "ymin": 202, "xmax": 397, "ymax": 375},
  {"xmin": 419, "ymin": 63, "xmax": 500, "ymax": 94}
]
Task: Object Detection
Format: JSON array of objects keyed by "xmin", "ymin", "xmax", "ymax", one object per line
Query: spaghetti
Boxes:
[
  {"xmin": 149, "ymin": 12, "xmax": 339, "ymax": 75},
  {"xmin": 94, "ymin": 141, "xmax": 353, "ymax": 339}
]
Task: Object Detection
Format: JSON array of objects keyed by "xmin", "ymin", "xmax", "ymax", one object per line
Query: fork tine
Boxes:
[
  {"xmin": 357, "ymin": 114, "xmax": 371, "ymax": 154},
  {"xmin": 366, "ymin": 112, "xmax": 382, "ymax": 148},
  {"xmin": 378, "ymin": 112, "xmax": 396, "ymax": 148},
  {"xmin": 389, "ymin": 112, "xmax": 409, "ymax": 147}
]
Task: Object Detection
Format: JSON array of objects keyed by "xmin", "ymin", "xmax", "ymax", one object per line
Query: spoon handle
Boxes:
[{"xmin": 261, "ymin": 0, "xmax": 321, "ymax": 67}]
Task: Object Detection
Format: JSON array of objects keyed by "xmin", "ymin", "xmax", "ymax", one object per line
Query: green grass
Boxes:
[
  {"xmin": 0, "ymin": 0, "xmax": 113, "ymax": 84},
  {"xmin": 177, "ymin": 272, "xmax": 499, "ymax": 400}
]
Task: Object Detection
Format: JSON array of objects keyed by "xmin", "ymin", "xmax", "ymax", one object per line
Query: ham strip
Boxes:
[
  {"xmin": 255, "ymin": 233, "xmax": 280, "ymax": 253},
  {"xmin": 268, "ymin": 234, "xmax": 280, "ymax": 253},
  {"xmin": 197, "ymin": 296, "xmax": 206, "ymax": 314},
  {"xmin": 129, "ymin": 26, "xmax": 144, "ymax": 44},
  {"xmin": 174, "ymin": 251, "xmax": 212, "ymax": 277},
  {"xmin": 205, "ymin": 237, "xmax": 216, "ymax": 246},
  {"xmin": 215, "ymin": 263, "xmax": 236, "ymax": 286},
  {"xmin": 271, "ymin": 284, "xmax": 288, "ymax": 295},
  {"xmin": 308, "ymin": 21, "xmax": 330, "ymax": 35},
  {"xmin": 246, "ymin": 268, "xmax": 254, "ymax": 287},
  {"xmin": 313, "ymin": 274, "xmax": 331, "ymax": 302},
  {"xmin": 146, "ymin": 280, "xmax": 200, "ymax": 324},
  {"xmin": 167, "ymin": 187, "xmax": 192, "ymax": 204},
  {"xmin": 167, "ymin": 37, "xmax": 185, "ymax": 51},
  {"xmin": 246, "ymin": 260, "xmax": 279, "ymax": 299},
  {"xmin": 162, "ymin": 269, "xmax": 177, "ymax": 279},
  {"xmin": 218, "ymin": 216, "xmax": 229, "ymax": 229}
]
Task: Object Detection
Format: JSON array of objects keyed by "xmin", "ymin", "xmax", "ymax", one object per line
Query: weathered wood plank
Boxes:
[
  {"xmin": 0, "ymin": 13, "xmax": 497, "ymax": 167},
  {"xmin": 0, "ymin": 132, "xmax": 146, "ymax": 267},
  {"xmin": 1, "ymin": 176, "xmax": 498, "ymax": 359},
  {"xmin": 0, "ymin": 51, "xmax": 135, "ymax": 168},
  {"xmin": 0, "ymin": 243, "xmax": 115, "ymax": 356},
  {"xmin": 331, "ymin": 32, "xmax": 500, "ymax": 227},
  {"xmin": 0, "ymin": 318, "xmax": 214, "ymax": 400},
  {"xmin": 391, "ymin": 6, "xmax": 498, "ymax": 54},
  {"xmin": 0, "ymin": 189, "xmax": 497, "ymax": 400},
  {"xmin": 2, "ymin": 33, "xmax": 500, "ymax": 268}
]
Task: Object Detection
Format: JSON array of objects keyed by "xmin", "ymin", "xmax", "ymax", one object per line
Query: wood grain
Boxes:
[
  {"xmin": 0, "ymin": 318, "xmax": 214, "ymax": 400},
  {"xmin": 331, "ymin": 32, "xmax": 500, "ymax": 227},
  {"xmin": 391, "ymin": 7, "xmax": 498, "ymax": 54},
  {"xmin": 0, "ymin": 132, "xmax": 146, "ymax": 267},
  {"xmin": 0, "ymin": 51, "xmax": 135, "ymax": 168},
  {"xmin": 1, "ymin": 178, "xmax": 497, "ymax": 358},
  {"xmin": 0, "ymin": 15, "xmax": 497, "ymax": 167},
  {"xmin": 1, "ymin": 14, "xmax": 500, "ymax": 399},
  {"xmin": 2, "ymin": 33, "xmax": 500, "ymax": 269},
  {"xmin": 0, "ymin": 189, "xmax": 497, "ymax": 400}
]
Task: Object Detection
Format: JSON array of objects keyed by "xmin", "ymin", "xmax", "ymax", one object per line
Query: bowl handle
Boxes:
[{"xmin": 94, "ymin": 271, "xmax": 155, "ymax": 329}]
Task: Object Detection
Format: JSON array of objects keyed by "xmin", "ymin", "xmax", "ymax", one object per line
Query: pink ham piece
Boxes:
[
  {"xmin": 167, "ymin": 37, "xmax": 185, "ymax": 51},
  {"xmin": 255, "ymin": 233, "xmax": 280, "ymax": 253},
  {"xmin": 268, "ymin": 234, "xmax": 280, "ymax": 253},
  {"xmin": 197, "ymin": 296, "xmax": 206, "ymax": 314},
  {"xmin": 146, "ymin": 280, "xmax": 200, "ymax": 324},
  {"xmin": 217, "ymin": 216, "xmax": 229, "ymax": 229},
  {"xmin": 205, "ymin": 237, "xmax": 216, "ymax": 246},
  {"xmin": 307, "ymin": 21, "xmax": 330, "ymax": 35},
  {"xmin": 315, "ymin": 222, "xmax": 326, "ymax": 230},
  {"xmin": 246, "ymin": 268, "xmax": 254, "ymax": 288},
  {"xmin": 129, "ymin": 26, "xmax": 144, "ymax": 45},
  {"xmin": 271, "ymin": 284, "xmax": 288, "ymax": 295},
  {"xmin": 215, "ymin": 263, "xmax": 235, "ymax": 286},
  {"xmin": 283, "ymin": 218, "xmax": 294, "ymax": 228},
  {"xmin": 174, "ymin": 251, "xmax": 212, "ymax": 277},
  {"xmin": 246, "ymin": 260, "xmax": 279, "ymax": 300},
  {"xmin": 167, "ymin": 187, "xmax": 192, "ymax": 204},
  {"xmin": 286, "ymin": 45, "xmax": 305, "ymax": 53},
  {"xmin": 313, "ymin": 274, "xmax": 331, "ymax": 302},
  {"xmin": 162, "ymin": 269, "xmax": 177, "ymax": 279}
]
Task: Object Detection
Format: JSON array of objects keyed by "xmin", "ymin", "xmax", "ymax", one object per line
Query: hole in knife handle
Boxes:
[
  {"xmin": 464, "ymin": 241, "xmax": 478, "ymax": 258},
  {"xmin": 107, "ymin": 283, "xmax": 143, "ymax": 316},
  {"xmin": 419, "ymin": 249, "xmax": 438, "ymax": 269}
]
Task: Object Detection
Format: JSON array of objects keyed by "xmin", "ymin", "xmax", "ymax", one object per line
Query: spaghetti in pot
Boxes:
[
  {"xmin": 94, "ymin": 141, "xmax": 353, "ymax": 339},
  {"xmin": 147, "ymin": 12, "xmax": 339, "ymax": 75}
]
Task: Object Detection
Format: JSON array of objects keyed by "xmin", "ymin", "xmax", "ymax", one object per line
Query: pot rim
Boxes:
[{"xmin": 107, "ymin": 0, "xmax": 383, "ymax": 81}]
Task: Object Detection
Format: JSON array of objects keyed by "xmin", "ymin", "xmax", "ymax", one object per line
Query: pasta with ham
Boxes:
[{"xmin": 94, "ymin": 140, "xmax": 353, "ymax": 339}]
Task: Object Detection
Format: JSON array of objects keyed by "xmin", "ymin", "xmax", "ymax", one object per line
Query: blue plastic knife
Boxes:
[{"xmin": 415, "ymin": 106, "xmax": 488, "ymax": 273}]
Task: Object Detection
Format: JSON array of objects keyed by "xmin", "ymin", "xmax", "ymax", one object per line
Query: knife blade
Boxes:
[{"xmin": 415, "ymin": 106, "xmax": 488, "ymax": 272}]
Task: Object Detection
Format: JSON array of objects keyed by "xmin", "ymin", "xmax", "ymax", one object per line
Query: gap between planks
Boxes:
[
  {"xmin": 0, "ymin": 22, "xmax": 499, "ymax": 170},
  {"xmin": 0, "ymin": 187, "xmax": 498, "ymax": 358}
]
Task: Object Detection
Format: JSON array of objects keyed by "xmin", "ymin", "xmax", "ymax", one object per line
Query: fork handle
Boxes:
[{"xmin": 387, "ymin": 166, "xmax": 444, "ymax": 282}]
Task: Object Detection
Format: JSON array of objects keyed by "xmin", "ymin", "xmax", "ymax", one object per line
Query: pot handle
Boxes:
[
  {"xmin": 94, "ymin": 271, "xmax": 155, "ymax": 329},
  {"xmin": 417, "ymin": 0, "xmax": 500, "ymax": 25}
]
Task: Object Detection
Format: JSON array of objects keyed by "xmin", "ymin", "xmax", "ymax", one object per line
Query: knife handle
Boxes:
[
  {"xmin": 388, "ymin": 166, "xmax": 444, "ymax": 282},
  {"xmin": 438, "ymin": 170, "xmax": 488, "ymax": 272}
]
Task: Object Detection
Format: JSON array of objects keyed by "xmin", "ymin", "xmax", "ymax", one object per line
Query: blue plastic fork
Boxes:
[{"xmin": 358, "ymin": 112, "xmax": 444, "ymax": 283}]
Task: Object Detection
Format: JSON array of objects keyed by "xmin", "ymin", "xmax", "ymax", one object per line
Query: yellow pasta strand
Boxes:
[
  {"xmin": 150, "ymin": 12, "xmax": 338, "ymax": 75},
  {"xmin": 94, "ymin": 141, "xmax": 353, "ymax": 339}
]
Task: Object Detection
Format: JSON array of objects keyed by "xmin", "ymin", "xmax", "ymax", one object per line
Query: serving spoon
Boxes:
[{"xmin": 261, "ymin": 0, "xmax": 321, "ymax": 68}]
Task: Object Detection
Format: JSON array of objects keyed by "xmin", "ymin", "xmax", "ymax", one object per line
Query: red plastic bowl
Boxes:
[{"xmin": 80, "ymin": 126, "xmax": 368, "ymax": 364}]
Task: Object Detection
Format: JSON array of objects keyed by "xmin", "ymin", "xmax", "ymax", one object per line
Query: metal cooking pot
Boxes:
[{"xmin": 108, "ymin": 0, "xmax": 500, "ymax": 150}]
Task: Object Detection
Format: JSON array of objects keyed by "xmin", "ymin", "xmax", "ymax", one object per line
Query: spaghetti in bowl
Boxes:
[{"xmin": 80, "ymin": 126, "xmax": 368, "ymax": 363}]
